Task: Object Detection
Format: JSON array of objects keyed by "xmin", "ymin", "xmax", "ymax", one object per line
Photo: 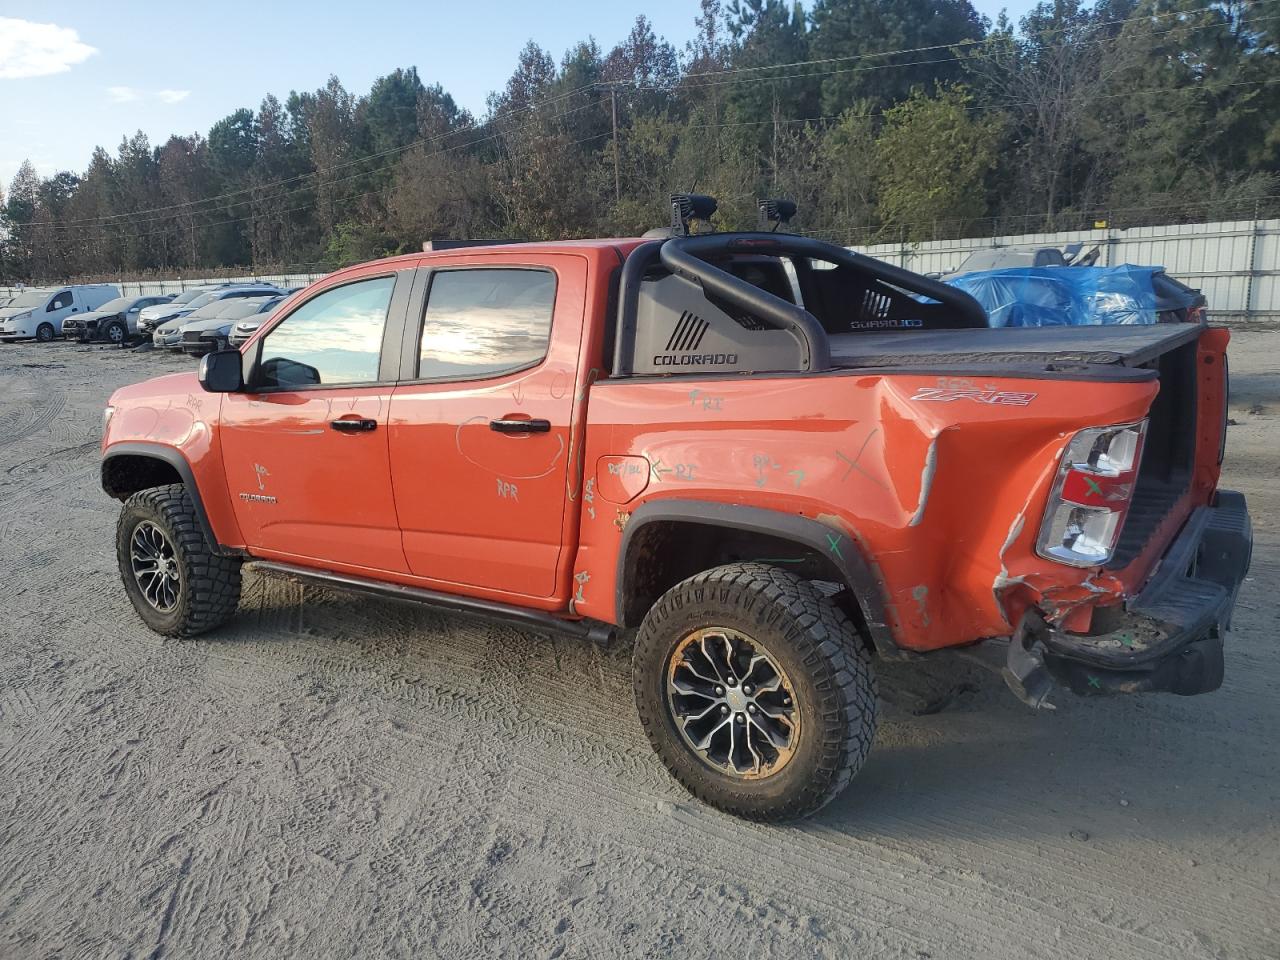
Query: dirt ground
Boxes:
[{"xmin": 0, "ymin": 332, "xmax": 1276, "ymax": 960}]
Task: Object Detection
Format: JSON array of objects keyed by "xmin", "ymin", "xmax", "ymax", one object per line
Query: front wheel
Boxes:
[
  {"xmin": 116, "ymin": 484, "xmax": 242, "ymax": 637},
  {"xmin": 35, "ymin": 322, "xmax": 56, "ymax": 342},
  {"xmin": 633, "ymin": 563, "xmax": 878, "ymax": 822},
  {"xmin": 103, "ymin": 320, "xmax": 127, "ymax": 345}
]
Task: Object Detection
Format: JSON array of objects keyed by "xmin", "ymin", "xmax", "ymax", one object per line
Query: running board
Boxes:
[{"xmin": 247, "ymin": 560, "xmax": 616, "ymax": 645}]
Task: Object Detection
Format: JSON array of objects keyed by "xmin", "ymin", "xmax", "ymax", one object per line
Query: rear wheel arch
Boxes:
[
  {"xmin": 102, "ymin": 444, "xmax": 238, "ymax": 557},
  {"xmin": 614, "ymin": 499, "xmax": 899, "ymax": 657}
]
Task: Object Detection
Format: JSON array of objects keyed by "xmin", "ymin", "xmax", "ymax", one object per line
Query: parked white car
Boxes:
[{"xmin": 0, "ymin": 285, "xmax": 121, "ymax": 342}]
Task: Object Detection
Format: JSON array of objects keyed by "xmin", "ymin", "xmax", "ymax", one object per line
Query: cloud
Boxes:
[
  {"xmin": 105, "ymin": 87, "xmax": 191, "ymax": 105},
  {"xmin": 0, "ymin": 18, "xmax": 97, "ymax": 80}
]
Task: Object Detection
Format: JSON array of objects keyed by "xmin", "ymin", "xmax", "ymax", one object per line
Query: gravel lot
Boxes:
[{"xmin": 1, "ymin": 334, "xmax": 1276, "ymax": 960}]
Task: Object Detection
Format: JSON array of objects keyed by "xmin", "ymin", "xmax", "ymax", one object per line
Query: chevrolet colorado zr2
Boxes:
[{"xmin": 101, "ymin": 201, "xmax": 1252, "ymax": 821}]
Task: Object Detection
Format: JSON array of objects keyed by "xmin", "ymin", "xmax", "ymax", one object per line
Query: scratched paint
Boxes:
[
  {"xmin": 834, "ymin": 428, "xmax": 889, "ymax": 490},
  {"xmin": 907, "ymin": 435, "xmax": 939, "ymax": 527},
  {"xmin": 455, "ymin": 415, "xmax": 565, "ymax": 480},
  {"xmin": 753, "ymin": 454, "xmax": 781, "ymax": 487},
  {"xmin": 911, "ymin": 585, "xmax": 931, "ymax": 626},
  {"xmin": 687, "ymin": 388, "xmax": 724, "ymax": 412}
]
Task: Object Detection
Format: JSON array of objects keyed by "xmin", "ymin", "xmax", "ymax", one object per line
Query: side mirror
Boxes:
[{"xmin": 198, "ymin": 348, "xmax": 244, "ymax": 393}]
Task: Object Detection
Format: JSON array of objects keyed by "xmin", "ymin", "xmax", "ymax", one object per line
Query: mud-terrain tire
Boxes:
[
  {"xmin": 633, "ymin": 562, "xmax": 877, "ymax": 822},
  {"xmin": 35, "ymin": 322, "xmax": 56, "ymax": 342},
  {"xmin": 116, "ymin": 483, "xmax": 242, "ymax": 637}
]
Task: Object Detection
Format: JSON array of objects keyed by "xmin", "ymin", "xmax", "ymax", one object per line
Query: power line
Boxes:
[
  {"xmin": 632, "ymin": 10, "xmax": 1280, "ymax": 91},
  {"xmin": 15, "ymin": 81, "xmax": 603, "ymax": 229},
  {"xmin": 675, "ymin": 0, "xmax": 1266, "ymax": 81},
  {"xmin": 14, "ymin": 1, "xmax": 1263, "ymax": 230},
  {"xmin": 22, "ymin": 73, "xmax": 1277, "ymax": 252},
  {"xmin": 11, "ymin": 96, "xmax": 607, "ymax": 235}
]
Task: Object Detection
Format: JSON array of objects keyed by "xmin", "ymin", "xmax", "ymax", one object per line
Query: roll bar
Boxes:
[{"xmin": 611, "ymin": 232, "xmax": 988, "ymax": 377}]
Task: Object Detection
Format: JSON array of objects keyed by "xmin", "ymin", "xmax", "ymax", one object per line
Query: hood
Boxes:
[
  {"xmin": 141, "ymin": 304, "xmax": 188, "ymax": 321},
  {"xmin": 108, "ymin": 371, "xmax": 201, "ymax": 407},
  {"xmin": 0, "ymin": 307, "xmax": 32, "ymax": 320},
  {"xmin": 80, "ymin": 309, "xmax": 123, "ymax": 323},
  {"xmin": 180, "ymin": 316, "xmax": 237, "ymax": 333}
]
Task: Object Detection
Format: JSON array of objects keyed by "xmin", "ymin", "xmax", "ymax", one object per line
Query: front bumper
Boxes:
[
  {"xmin": 990, "ymin": 491, "xmax": 1251, "ymax": 706},
  {"xmin": 153, "ymin": 332, "xmax": 184, "ymax": 349},
  {"xmin": 181, "ymin": 335, "xmax": 222, "ymax": 355}
]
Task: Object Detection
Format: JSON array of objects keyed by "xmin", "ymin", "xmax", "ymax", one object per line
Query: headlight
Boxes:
[{"xmin": 15, "ymin": 311, "xmax": 31, "ymax": 322}]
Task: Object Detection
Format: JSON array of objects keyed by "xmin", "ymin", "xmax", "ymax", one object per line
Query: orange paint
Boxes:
[{"xmin": 103, "ymin": 240, "xmax": 1232, "ymax": 654}]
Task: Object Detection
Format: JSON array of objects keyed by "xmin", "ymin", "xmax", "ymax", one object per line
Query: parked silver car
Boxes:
[
  {"xmin": 62, "ymin": 294, "xmax": 175, "ymax": 344},
  {"xmin": 179, "ymin": 296, "xmax": 282, "ymax": 356},
  {"xmin": 140, "ymin": 284, "xmax": 283, "ymax": 335}
]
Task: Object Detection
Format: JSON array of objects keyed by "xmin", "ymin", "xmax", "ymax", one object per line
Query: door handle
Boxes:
[
  {"xmin": 330, "ymin": 418, "xmax": 377, "ymax": 433},
  {"xmin": 490, "ymin": 418, "xmax": 551, "ymax": 434}
]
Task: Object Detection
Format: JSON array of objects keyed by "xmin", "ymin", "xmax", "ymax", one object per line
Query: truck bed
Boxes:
[{"xmin": 829, "ymin": 323, "xmax": 1204, "ymax": 372}]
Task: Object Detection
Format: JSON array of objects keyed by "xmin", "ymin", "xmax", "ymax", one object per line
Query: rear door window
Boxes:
[{"xmin": 416, "ymin": 269, "xmax": 555, "ymax": 380}]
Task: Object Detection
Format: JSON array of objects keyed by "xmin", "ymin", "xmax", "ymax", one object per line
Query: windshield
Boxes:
[
  {"xmin": 7, "ymin": 291, "xmax": 49, "ymax": 309},
  {"xmin": 184, "ymin": 293, "xmax": 217, "ymax": 310},
  {"xmin": 96, "ymin": 297, "xmax": 134, "ymax": 313},
  {"xmin": 172, "ymin": 289, "xmax": 211, "ymax": 305}
]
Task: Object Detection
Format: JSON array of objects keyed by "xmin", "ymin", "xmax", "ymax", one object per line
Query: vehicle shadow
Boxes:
[{"xmin": 220, "ymin": 575, "xmax": 1277, "ymax": 847}]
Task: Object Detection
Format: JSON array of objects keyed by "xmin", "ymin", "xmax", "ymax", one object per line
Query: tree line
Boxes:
[{"xmin": 2, "ymin": 0, "xmax": 1277, "ymax": 284}]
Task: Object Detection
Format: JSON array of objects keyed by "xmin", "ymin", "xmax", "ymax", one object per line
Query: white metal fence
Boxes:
[
  {"xmin": 848, "ymin": 218, "xmax": 1280, "ymax": 321},
  {"xmin": 0, "ymin": 271, "xmax": 328, "ymax": 301},
  {"xmin": 5, "ymin": 218, "xmax": 1278, "ymax": 321}
]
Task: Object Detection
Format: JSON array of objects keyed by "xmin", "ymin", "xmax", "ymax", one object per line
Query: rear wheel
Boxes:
[
  {"xmin": 35, "ymin": 322, "xmax": 56, "ymax": 342},
  {"xmin": 116, "ymin": 484, "xmax": 242, "ymax": 637},
  {"xmin": 633, "ymin": 562, "xmax": 877, "ymax": 822},
  {"xmin": 103, "ymin": 320, "xmax": 127, "ymax": 345}
]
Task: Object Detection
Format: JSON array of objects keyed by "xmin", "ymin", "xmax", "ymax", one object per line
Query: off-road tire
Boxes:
[
  {"xmin": 633, "ymin": 562, "xmax": 877, "ymax": 822},
  {"xmin": 116, "ymin": 483, "xmax": 242, "ymax": 637},
  {"xmin": 35, "ymin": 322, "xmax": 56, "ymax": 342}
]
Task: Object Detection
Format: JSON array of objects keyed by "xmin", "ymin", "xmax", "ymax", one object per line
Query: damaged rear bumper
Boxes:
[{"xmin": 985, "ymin": 491, "xmax": 1251, "ymax": 707}]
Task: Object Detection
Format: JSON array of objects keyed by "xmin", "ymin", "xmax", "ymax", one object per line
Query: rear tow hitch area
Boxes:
[{"xmin": 970, "ymin": 491, "xmax": 1252, "ymax": 708}]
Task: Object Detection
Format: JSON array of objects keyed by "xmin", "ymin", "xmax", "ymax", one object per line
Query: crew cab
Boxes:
[
  {"xmin": 1, "ymin": 284, "xmax": 121, "ymax": 342},
  {"xmin": 100, "ymin": 199, "xmax": 1251, "ymax": 821}
]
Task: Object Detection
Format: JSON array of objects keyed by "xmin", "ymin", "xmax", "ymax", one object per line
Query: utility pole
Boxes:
[{"xmin": 610, "ymin": 85, "xmax": 621, "ymax": 204}]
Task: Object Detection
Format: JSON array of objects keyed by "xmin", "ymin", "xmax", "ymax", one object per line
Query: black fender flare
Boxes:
[
  {"xmin": 615, "ymin": 498, "xmax": 902, "ymax": 657},
  {"xmin": 101, "ymin": 442, "xmax": 242, "ymax": 557}
]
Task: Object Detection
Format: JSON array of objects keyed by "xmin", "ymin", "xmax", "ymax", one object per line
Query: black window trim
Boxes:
[
  {"xmin": 396, "ymin": 264, "xmax": 559, "ymax": 386},
  {"xmin": 241, "ymin": 270, "xmax": 411, "ymax": 394}
]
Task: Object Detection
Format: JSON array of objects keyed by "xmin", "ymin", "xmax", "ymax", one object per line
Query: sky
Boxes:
[{"xmin": 0, "ymin": 0, "xmax": 1037, "ymax": 192}]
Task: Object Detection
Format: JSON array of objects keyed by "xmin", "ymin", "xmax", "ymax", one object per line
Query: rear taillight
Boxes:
[{"xmin": 1037, "ymin": 420, "xmax": 1147, "ymax": 567}]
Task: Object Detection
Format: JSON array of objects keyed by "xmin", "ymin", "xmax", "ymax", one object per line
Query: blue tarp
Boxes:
[{"xmin": 945, "ymin": 265, "xmax": 1191, "ymax": 327}]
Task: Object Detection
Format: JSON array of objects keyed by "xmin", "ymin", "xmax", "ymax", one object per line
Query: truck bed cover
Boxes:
[{"xmin": 829, "ymin": 323, "xmax": 1203, "ymax": 370}]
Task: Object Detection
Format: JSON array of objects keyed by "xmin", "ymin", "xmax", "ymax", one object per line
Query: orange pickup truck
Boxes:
[{"xmin": 102, "ymin": 203, "xmax": 1251, "ymax": 820}]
